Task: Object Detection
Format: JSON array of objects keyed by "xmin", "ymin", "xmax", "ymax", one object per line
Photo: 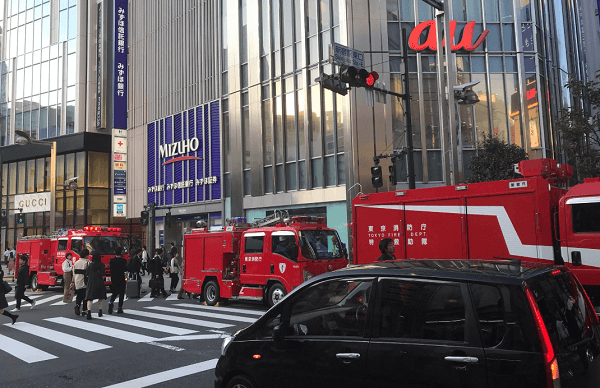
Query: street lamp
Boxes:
[
  {"xmin": 453, "ymin": 81, "xmax": 481, "ymax": 182},
  {"xmin": 15, "ymin": 130, "xmax": 57, "ymax": 234}
]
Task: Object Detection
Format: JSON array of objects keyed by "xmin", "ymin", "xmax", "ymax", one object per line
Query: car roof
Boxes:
[{"xmin": 314, "ymin": 259, "xmax": 558, "ymax": 287}]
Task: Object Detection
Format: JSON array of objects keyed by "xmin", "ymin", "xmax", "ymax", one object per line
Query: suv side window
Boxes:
[
  {"xmin": 471, "ymin": 284, "xmax": 505, "ymax": 348},
  {"xmin": 287, "ymin": 278, "xmax": 373, "ymax": 337},
  {"xmin": 377, "ymin": 279, "xmax": 465, "ymax": 342}
]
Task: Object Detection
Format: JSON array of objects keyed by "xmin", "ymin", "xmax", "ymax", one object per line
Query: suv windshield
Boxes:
[
  {"xmin": 84, "ymin": 236, "xmax": 129, "ymax": 255},
  {"xmin": 298, "ymin": 230, "xmax": 344, "ymax": 260}
]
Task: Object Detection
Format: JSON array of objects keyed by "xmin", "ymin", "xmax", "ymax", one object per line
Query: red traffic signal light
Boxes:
[{"xmin": 366, "ymin": 71, "xmax": 379, "ymax": 86}]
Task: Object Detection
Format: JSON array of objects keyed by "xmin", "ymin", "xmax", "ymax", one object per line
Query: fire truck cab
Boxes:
[
  {"xmin": 16, "ymin": 226, "xmax": 130, "ymax": 290},
  {"xmin": 182, "ymin": 212, "xmax": 348, "ymax": 307}
]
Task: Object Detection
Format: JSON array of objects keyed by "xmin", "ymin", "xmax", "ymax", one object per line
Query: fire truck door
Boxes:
[
  {"xmin": 466, "ymin": 194, "xmax": 539, "ymax": 261},
  {"xmin": 564, "ymin": 197, "xmax": 600, "ymax": 270},
  {"xmin": 240, "ymin": 232, "xmax": 266, "ymax": 284},
  {"xmin": 354, "ymin": 204, "xmax": 405, "ymax": 264},
  {"xmin": 405, "ymin": 198, "xmax": 464, "ymax": 259}
]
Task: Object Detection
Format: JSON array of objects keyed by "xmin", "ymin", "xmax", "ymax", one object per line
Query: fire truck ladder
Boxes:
[{"xmin": 251, "ymin": 210, "xmax": 290, "ymax": 228}]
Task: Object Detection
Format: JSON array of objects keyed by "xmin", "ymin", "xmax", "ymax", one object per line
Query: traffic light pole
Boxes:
[
  {"xmin": 402, "ymin": 28, "xmax": 416, "ymax": 190},
  {"xmin": 144, "ymin": 202, "xmax": 156, "ymax": 252}
]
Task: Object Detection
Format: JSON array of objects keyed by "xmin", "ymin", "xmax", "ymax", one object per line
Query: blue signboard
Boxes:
[
  {"xmin": 113, "ymin": 0, "xmax": 128, "ymax": 129},
  {"xmin": 114, "ymin": 187, "xmax": 126, "ymax": 195},
  {"xmin": 147, "ymin": 101, "xmax": 221, "ymax": 206},
  {"xmin": 114, "ymin": 170, "xmax": 126, "ymax": 179}
]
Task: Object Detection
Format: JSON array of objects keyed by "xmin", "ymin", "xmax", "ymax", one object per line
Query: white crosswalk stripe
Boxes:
[
  {"xmin": 137, "ymin": 292, "xmax": 154, "ymax": 302},
  {"xmin": 46, "ymin": 316, "xmax": 160, "ymax": 343},
  {"xmin": 7, "ymin": 293, "xmax": 43, "ymax": 306},
  {"xmin": 125, "ymin": 308, "xmax": 233, "ymax": 329},
  {"xmin": 0, "ymin": 333, "xmax": 58, "ymax": 363},
  {"xmin": 94, "ymin": 314, "xmax": 198, "ymax": 335},
  {"xmin": 145, "ymin": 306, "xmax": 257, "ymax": 323},
  {"xmin": 32, "ymin": 294, "xmax": 64, "ymax": 305},
  {"xmin": 7, "ymin": 322, "xmax": 111, "ymax": 352},
  {"xmin": 165, "ymin": 293, "xmax": 179, "ymax": 301},
  {"xmin": 174, "ymin": 303, "xmax": 265, "ymax": 316}
]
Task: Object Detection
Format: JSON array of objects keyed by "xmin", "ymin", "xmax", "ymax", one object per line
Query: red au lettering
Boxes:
[{"xmin": 408, "ymin": 20, "xmax": 489, "ymax": 52}]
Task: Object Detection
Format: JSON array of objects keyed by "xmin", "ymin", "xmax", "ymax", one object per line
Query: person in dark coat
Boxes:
[
  {"xmin": 150, "ymin": 248, "xmax": 169, "ymax": 297},
  {"xmin": 108, "ymin": 247, "xmax": 127, "ymax": 315},
  {"xmin": 12, "ymin": 256, "xmax": 36, "ymax": 311},
  {"xmin": 85, "ymin": 252, "xmax": 107, "ymax": 320},
  {"xmin": 377, "ymin": 238, "xmax": 397, "ymax": 261},
  {"xmin": 0, "ymin": 266, "xmax": 18, "ymax": 324}
]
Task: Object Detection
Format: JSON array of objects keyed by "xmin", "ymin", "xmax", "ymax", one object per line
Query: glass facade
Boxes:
[{"xmin": 0, "ymin": 0, "xmax": 78, "ymax": 147}]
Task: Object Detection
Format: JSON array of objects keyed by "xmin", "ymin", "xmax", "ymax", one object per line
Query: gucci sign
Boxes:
[{"xmin": 15, "ymin": 193, "xmax": 52, "ymax": 214}]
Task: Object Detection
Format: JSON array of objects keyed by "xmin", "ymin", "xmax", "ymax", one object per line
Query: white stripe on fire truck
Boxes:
[
  {"xmin": 173, "ymin": 303, "xmax": 265, "ymax": 316},
  {"xmin": 560, "ymin": 247, "xmax": 600, "ymax": 268},
  {"xmin": 366, "ymin": 204, "xmax": 555, "ymax": 260},
  {"xmin": 0, "ymin": 333, "xmax": 58, "ymax": 363},
  {"xmin": 145, "ymin": 306, "xmax": 257, "ymax": 323},
  {"xmin": 102, "ymin": 359, "xmax": 218, "ymax": 388},
  {"xmin": 7, "ymin": 322, "xmax": 111, "ymax": 352},
  {"xmin": 124, "ymin": 309, "xmax": 234, "ymax": 329},
  {"xmin": 45, "ymin": 317, "xmax": 160, "ymax": 343},
  {"xmin": 94, "ymin": 314, "xmax": 198, "ymax": 336}
]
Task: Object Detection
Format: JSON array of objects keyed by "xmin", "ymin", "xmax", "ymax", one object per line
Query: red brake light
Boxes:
[
  {"xmin": 525, "ymin": 287, "xmax": 559, "ymax": 386},
  {"xmin": 551, "ymin": 269, "xmax": 561, "ymax": 276}
]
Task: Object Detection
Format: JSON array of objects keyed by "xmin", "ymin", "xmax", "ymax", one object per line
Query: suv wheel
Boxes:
[
  {"xmin": 226, "ymin": 375, "xmax": 255, "ymax": 388},
  {"xmin": 203, "ymin": 280, "xmax": 220, "ymax": 306}
]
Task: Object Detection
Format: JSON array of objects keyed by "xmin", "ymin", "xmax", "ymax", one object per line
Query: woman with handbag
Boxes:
[
  {"xmin": 169, "ymin": 252, "xmax": 180, "ymax": 292},
  {"xmin": 0, "ymin": 267, "xmax": 18, "ymax": 324},
  {"xmin": 62, "ymin": 253, "xmax": 74, "ymax": 303},
  {"xmin": 84, "ymin": 252, "xmax": 107, "ymax": 320}
]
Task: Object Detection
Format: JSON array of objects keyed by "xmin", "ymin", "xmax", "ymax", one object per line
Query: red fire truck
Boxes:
[
  {"xmin": 182, "ymin": 211, "xmax": 348, "ymax": 307},
  {"xmin": 352, "ymin": 158, "xmax": 600, "ymax": 302},
  {"xmin": 15, "ymin": 226, "xmax": 130, "ymax": 290}
]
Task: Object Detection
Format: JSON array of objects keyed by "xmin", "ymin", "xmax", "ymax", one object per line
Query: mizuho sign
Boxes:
[
  {"xmin": 159, "ymin": 138, "xmax": 203, "ymax": 165},
  {"xmin": 15, "ymin": 193, "xmax": 51, "ymax": 214}
]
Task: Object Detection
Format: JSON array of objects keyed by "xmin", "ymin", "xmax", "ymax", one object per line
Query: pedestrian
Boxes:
[
  {"xmin": 72, "ymin": 248, "xmax": 91, "ymax": 316},
  {"xmin": 150, "ymin": 248, "xmax": 169, "ymax": 297},
  {"xmin": 11, "ymin": 256, "xmax": 36, "ymax": 312},
  {"xmin": 128, "ymin": 249, "xmax": 143, "ymax": 294},
  {"xmin": 140, "ymin": 245, "xmax": 149, "ymax": 275},
  {"xmin": 170, "ymin": 242, "xmax": 178, "ymax": 258},
  {"xmin": 108, "ymin": 247, "xmax": 127, "ymax": 315},
  {"xmin": 377, "ymin": 238, "xmax": 397, "ymax": 261},
  {"xmin": 85, "ymin": 252, "xmax": 107, "ymax": 320},
  {"xmin": 169, "ymin": 252, "xmax": 180, "ymax": 292},
  {"xmin": 62, "ymin": 253, "xmax": 74, "ymax": 303},
  {"xmin": 7, "ymin": 253, "xmax": 15, "ymax": 275},
  {"xmin": 3, "ymin": 247, "xmax": 9, "ymax": 266},
  {"xmin": 0, "ymin": 266, "xmax": 18, "ymax": 324}
]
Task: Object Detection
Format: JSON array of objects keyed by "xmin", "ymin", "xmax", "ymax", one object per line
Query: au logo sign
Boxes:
[{"xmin": 409, "ymin": 20, "xmax": 489, "ymax": 52}]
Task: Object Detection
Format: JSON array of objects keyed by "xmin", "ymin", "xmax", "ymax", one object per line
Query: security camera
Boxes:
[
  {"xmin": 65, "ymin": 176, "xmax": 79, "ymax": 183},
  {"xmin": 63, "ymin": 176, "xmax": 79, "ymax": 190},
  {"xmin": 453, "ymin": 81, "xmax": 480, "ymax": 92}
]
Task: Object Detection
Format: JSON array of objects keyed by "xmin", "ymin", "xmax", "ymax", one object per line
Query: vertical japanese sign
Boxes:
[
  {"xmin": 96, "ymin": 3, "xmax": 103, "ymax": 129},
  {"xmin": 112, "ymin": 128, "xmax": 128, "ymax": 217},
  {"xmin": 113, "ymin": 0, "xmax": 128, "ymax": 129}
]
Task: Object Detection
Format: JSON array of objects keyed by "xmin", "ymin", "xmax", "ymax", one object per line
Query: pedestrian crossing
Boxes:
[{"xmin": 0, "ymin": 302, "xmax": 261, "ymax": 365}]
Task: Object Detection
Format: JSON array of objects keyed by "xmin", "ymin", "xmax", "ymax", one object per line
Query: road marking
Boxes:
[
  {"xmin": 7, "ymin": 322, "xmax": 111, "ymax": 352},
  {"xmin": 32, "ymin": 294, "xmax": 64, "ymax": 305},
  {"xmin": 95, "ymin": 314, "xmax": 198, "ymax": 335},
  {"xmin": 146, "ymin": 342, "xmax": 186, "ymax": 351},
  {"xmin": 102, "ymin": 359, "xmax": 218, "ymax": 388},
  {"xmin": 125, "ymin": 309, "xmax": 233, "ymax": 329},
  {"xmin": 45, "ymin": 317, "xmax": 159, "ymax": 343},
  {"xmin": 137, "ymin": 292, "xmax": 154, "ymax": 302},
  {"xmin": 146, "ymin": 306, "xmax": 257, "ymax": 323},
  {"xmin": 154, "ymin": 334, "xmax": 223, "ymax": 342},
  {"xmin": 51, "ymin": 301, "xmax": 69, "ymax": 306},
  {"xmin": 174, "ymin": 303, "xmax": 266, "ymax": 316},
  {"xmin": 166, "ymin": 293, "xmax": 179, "ymax": 301},
  {"xmin": 7, "ymin": 294, "xmax": 43, "ymax": 306},
  {"xmin": 0, "ymin": 333, "xmax": 58, "ymax": 363}
]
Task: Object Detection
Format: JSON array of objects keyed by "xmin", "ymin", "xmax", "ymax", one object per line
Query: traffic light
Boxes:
[
  {"xmin": 17, "ymin": 210, "xmax": 24, "ymax": 224},
  {"xmin": 341, "ymin": 66, "xmax": 379, "ymax": 89},
  {"xmin": 165, "ymin": 211, "xmax": 172, "ymax": 227},
  {"xmin": 389, "ymin": 159, "xmax": 397, "ymax": 186},
  {"xmin": 315, "ymin": 74, "xmax": 348, "ymax": 95},
  {"xmin": 140, "ymin": 210, "xmax": 149, "ymax": 226},
  {"xmin": 371, "ymin": 161, "xmax": 383, "ymax": 188}
]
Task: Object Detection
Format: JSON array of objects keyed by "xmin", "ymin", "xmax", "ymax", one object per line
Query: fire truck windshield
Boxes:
[
  {"xmin": 298, "ymin": 230, "xmax": 344, "ymax": 260},
  {"xmin": 84, "ymin": 236, "xmax": 129, "ymax": 256}
]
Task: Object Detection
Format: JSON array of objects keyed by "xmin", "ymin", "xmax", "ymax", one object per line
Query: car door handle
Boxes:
[
  {"xmin": 444, "ymin": 356, "xmax": 479, "ymax": 363},
  {"xmin": 336, "ymin": 353, "xmax": 361, "ymax": 359}
]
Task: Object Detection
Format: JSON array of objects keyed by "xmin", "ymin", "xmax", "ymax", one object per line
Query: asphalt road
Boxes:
[{"xmin": 1, "ymin": 266, "xmax": 268, "ymax": 388}]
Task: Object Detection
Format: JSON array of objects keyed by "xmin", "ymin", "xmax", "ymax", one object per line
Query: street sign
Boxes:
[{"xmin": 329, "ymin": 43, "xmax": 364, "ymax": 68}]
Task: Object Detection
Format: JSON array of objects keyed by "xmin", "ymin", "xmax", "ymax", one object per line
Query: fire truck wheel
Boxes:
[
  {"xmin": 204, "ymin": 280, "xmax": 220, "ymax": 306},
  {"xmin": 30, "ymin": 274, "xmax": 39, "ymax": 291},
  {"xmin": 268, "ymin": 283, "xmax": 286, "ymax": 307},
  {"xmin": 226, "ymin": 375, "xmax": 255, "ymax": 388}
]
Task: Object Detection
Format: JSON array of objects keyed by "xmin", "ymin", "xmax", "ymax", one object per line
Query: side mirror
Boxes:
[{"xmin": 572, "ymin": 251, "xmax": 582, "ymax": 266}]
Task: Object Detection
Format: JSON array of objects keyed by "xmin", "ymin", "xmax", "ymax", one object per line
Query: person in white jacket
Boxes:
[{"xmin": 62, "ymin": 253, "xmax": 73, "ymax": 303}]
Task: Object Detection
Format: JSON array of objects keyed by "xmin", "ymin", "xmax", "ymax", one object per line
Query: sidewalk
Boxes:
[{"xmin": 2, "ymin": 262, "xmax": 15, "ymax": 281}]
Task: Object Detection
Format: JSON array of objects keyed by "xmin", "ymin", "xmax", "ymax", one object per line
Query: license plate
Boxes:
[{"xmin": 105, "ymin": 277, "xmax": 111, "ymax": 282}]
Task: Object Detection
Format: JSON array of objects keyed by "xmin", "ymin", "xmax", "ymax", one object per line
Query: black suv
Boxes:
[{"xmin": 215, "ymin": 260, "xmax": 600, "ymax": 388}]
